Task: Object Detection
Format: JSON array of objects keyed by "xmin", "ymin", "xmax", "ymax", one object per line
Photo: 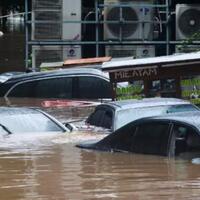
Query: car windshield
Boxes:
[{"xmin": 0, "ymin": 110, "xmax": 64, "ymax": 134}]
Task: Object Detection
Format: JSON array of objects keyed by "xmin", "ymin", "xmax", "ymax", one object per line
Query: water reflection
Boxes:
[
  {"xmin": 1, "ymin": 143, "xmax": 200, "ymax": 200},
  {"xmin": 78, "ymin": 150, "xmax": 200, "ymax": 199}
]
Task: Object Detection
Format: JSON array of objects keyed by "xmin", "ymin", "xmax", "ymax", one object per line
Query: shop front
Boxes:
[{"xmin": 102, "ymin": 52, "xmax": 200, "ymax": 104}]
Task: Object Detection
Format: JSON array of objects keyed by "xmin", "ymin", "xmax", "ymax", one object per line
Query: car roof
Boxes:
[
  {"xmin": 146, "ymin": 111, "xmax": 200, "ymax": 131},
  {"xmin": 1, "ymin": 68, "xmax": 109, "ymax": 83},
  {"xmin": 98, "ymin": 98, "xmax": 192, "ymax": 111}
]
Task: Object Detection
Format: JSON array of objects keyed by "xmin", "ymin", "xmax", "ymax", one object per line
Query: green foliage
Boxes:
[
  {"xmin": 116, "ymin": 85, "xmax": 143, "ymax": 100},
  {"xmin": 177, "ymin": 31, "xmax": 200, "ymax": 53}
]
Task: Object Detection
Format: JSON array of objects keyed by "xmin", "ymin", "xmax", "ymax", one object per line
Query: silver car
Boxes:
[{"xmin": 86, "ymin": 98, "xmax": 200, "ymax": 132}]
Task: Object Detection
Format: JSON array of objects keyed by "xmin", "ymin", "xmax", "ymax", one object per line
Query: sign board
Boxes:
[{"xmin": 110, "ymin": 66, "xmax": 158, "ymax": 82}]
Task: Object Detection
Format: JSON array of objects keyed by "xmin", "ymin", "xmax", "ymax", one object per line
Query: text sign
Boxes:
[{"xmin": 112, "ymin": 67, "xmax": 158, "ymax": 81}]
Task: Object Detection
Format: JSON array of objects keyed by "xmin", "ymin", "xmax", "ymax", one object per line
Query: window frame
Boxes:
[{"xmin": 5, "ymin": 74, "xmax": 111, "ymax": 99}]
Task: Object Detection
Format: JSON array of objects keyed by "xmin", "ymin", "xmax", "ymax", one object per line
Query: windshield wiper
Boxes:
[{"xmin": 0, "ymin": 124, "xmax": 12, "ymax": 135}]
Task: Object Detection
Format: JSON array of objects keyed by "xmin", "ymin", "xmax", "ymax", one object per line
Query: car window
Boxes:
[
  {"xmin": 97, "ymin": 123, "xmax": 137, "ymax": 152},
  {"xmin": 101, "ymin": 110, "xmax": 113, "ymax": 129},
  {"xmin": 87, "ymin": 109, "xmax": 105, "ymax": 127},
  {"xmin": 77, "ymin": 76, "xmax": 112, "ymax": 99},
  {"xmin": 7, "ymin": 77, "xmax": 73, "ymax": 98},
  {"xmin": 8, "ymin": 81, "xmax": 37, "ymax": 97},
  {"xmin": 171, "ymin": 123, "xmax": 200, "ymax": 156},
  {"xmin": 87, "ymin": 109, "xmax": 113, "ymax": 129},
  {"xmin": 87, "ymin": 108, "xmax": 113, "ymax": 129},
  {"xmin": 35, "ymin": 77, "xmax": 72, "ymax": 98},
  {"xmin": 132, "ymin": 121, "xmax": 170, "ymax": 156}
]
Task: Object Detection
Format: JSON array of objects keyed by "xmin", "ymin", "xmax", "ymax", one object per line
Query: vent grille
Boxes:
[
  {"xmin": 33, "ymin": 47, "xmax": 63, "ymax": 68},
  {"xmin": 33, "ymin": 11, "xmax": 62, "ymax": 40},
  {"xmin": 178, "ymin": 8, "xmax": 200, "ymax": 38},
  {"xmin": 33, "ymin": 0, "xmax": 62, "ymax": 9},
  {"xmin": 106, "ymin": 7, "xmax": 138, "ymax": 38}
]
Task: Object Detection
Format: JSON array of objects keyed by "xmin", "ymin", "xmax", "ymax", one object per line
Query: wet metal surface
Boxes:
[{"xmin": 0, "ymin": 98, "xmax": 200, "ymax": 199}]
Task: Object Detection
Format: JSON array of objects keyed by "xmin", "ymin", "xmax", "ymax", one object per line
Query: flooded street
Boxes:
[
  {"xmin": 1, "ymin": 17, "xmax": 200, "ymax": 200},
  {"xmin": 1, "ymin": 140, "xmax": 200, "ymax": 200},
  {"xmin": 0, "ymin": 99, "xmax": 199, "ymax": 199}
]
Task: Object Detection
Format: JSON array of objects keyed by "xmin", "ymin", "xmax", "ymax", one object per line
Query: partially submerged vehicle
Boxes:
[
  {"xmin": 0, "ymin": 68, "xmax": 112, "ymax": 100},
  {"xmin": 77, "ymin": 111, "xmax": 200, "ymax": 157},
  {"xmin": 0, "ymin": 107, "xmax": 70, "ymax": 135},
  {"xmin": 86, "ymin": 98, "xmax": 200, "ymax": 132}
]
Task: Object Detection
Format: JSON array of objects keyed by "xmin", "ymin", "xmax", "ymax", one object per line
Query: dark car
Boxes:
[
  {"xmin": 0, "ymin": 107, "xmax": 70, "ymax": 135},
  {"xmin": 77, "ymin": 111, "xmax": 200, "ymax": 157},
  {"xmin": 0, "ymin": 68, "xmax": 112, "ymax": 100},
  {"xmin": 85, "ymin": 98, "xmax": 200, "ymax": 132}
]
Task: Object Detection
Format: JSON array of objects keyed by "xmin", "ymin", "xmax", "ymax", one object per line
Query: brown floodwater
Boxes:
[{"xmin": 0, "ymin": 98, "xmax": 200, "ymax": 199}]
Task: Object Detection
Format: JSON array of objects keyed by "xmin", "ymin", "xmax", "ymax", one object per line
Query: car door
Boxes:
[{"xmin": 132, "ymin": 120, "xmax": 172, "ymax": 156}]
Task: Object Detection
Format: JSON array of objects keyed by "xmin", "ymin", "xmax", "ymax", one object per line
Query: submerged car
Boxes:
[
  {"xmin": 0, "ymin": 68, "xmax": 112, "ymax": 100},
  {"xmin": 86, "ymin": 98, "xmax": 200, "ymax": 132},
  {"xmin": 0, "ymin": 107, "xmax": 70, "ymax": 135},
  {"xmin": 77, "ymin": 111, "xmax": 200, "ymax": 157}
]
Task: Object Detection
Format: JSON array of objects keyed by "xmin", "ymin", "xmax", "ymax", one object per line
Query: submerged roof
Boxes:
[
  {"xmin": 102, "ymin": 51, "xmax": 200, "ymax": 71},
  {"xmin": 102, "ymin": 98, "xmax": 191, "ymax": 110}
]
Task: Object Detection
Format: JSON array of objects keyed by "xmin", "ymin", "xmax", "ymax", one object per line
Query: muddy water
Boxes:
[{"xmin": 0, "ymin": 98, "xmax": 199, "ymax": 199}]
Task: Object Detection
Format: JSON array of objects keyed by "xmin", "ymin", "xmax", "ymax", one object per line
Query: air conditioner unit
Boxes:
[
  {"xmin": 32, "ymin": 45, "xmax": 81, "ymax": 69},
  {"xmin": 105, "ymin": 45, "xmax": 155, "ymax": 58},
  {"xmin": 32, "ymin": 0, "xmax": 81, "ymax": 41},
  {"xmin": 176, "ymin": 4, "xmax": 200, "ymax": 40},
  {"xmin": 104, "ymin": 0, "xmax": 154, "ymax": 40},
  {"xmin": 31, "ymin": 0, "xmax": 82, "ymax": 68}
]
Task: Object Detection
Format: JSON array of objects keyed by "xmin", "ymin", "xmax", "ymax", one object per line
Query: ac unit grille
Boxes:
[
  {"xmin": 33, "ymin": 0, "xmax": 62, "ymax": 9},
  {"xmin": 105, "ymin": 45, "xmax": 155, "ymax": 58},
  {"xmin": 34, "ymin": 11, "xmax": 62, "ymax": 39},
  {"xmin": 34, "ymin": 48, "xmax": 63, "ymax": 68},
  {"xmin": 34, "ymin": 24, "xmax": 61, "ymax": 39},
  {"xmin": 106, "ymin": 7, "xmax": 138, "ymax": 38},
  {"xmin": 34, "ymin": 10, "xmax": 61, "ymax": 21},
  {"xmin": 108, "ymin": 49, "xmax": 136, "ymax": 58},
  {"xmin": 178, "ymin": 9, "xmax": 200, "ymax": 37}
]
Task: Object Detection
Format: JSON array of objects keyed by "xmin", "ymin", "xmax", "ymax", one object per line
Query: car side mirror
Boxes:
[{"xmin": 64, "ymin": 122, "xmax": 77, "ymax": 132}]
